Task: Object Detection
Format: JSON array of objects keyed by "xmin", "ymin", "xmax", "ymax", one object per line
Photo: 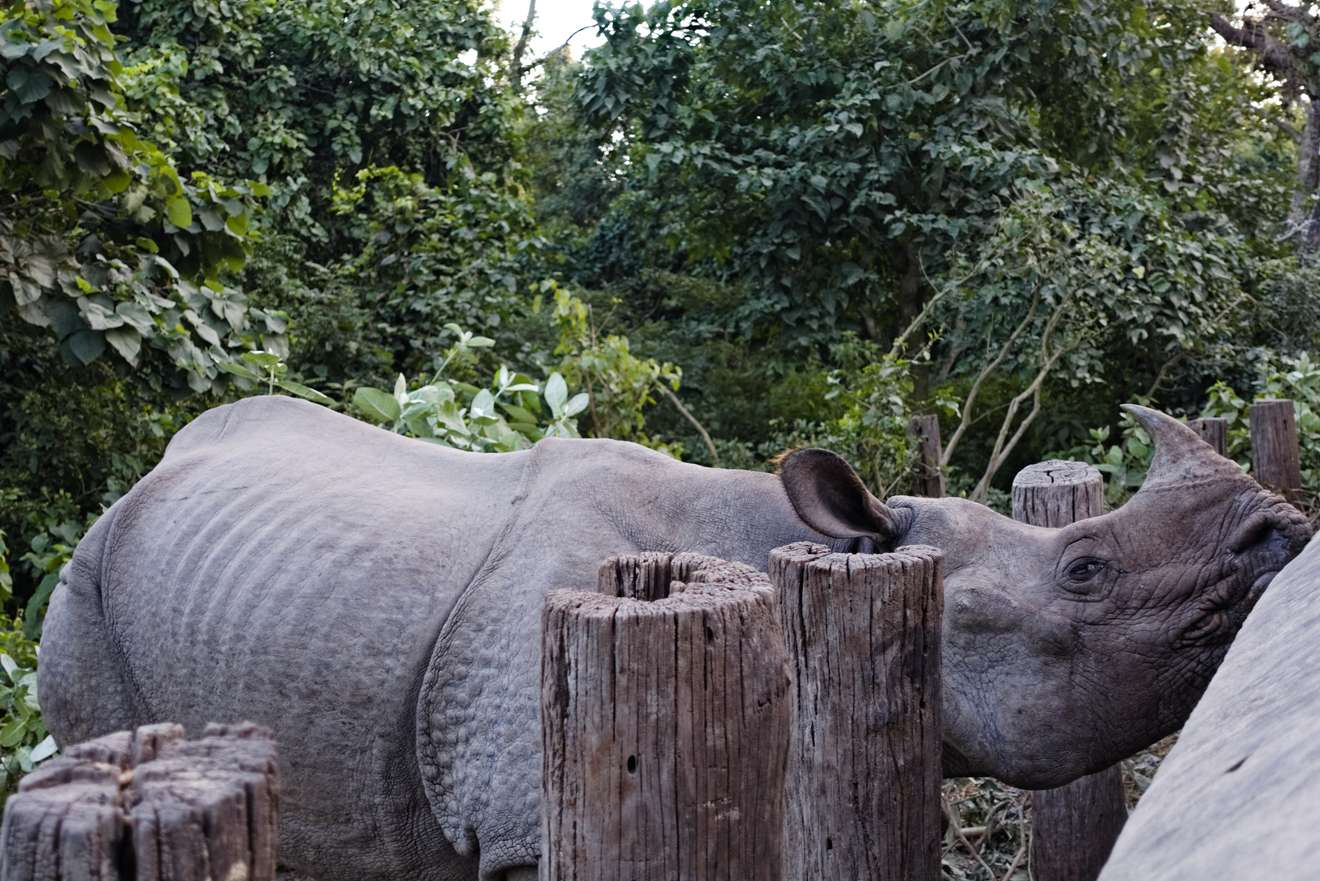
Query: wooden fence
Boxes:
[
  {"xmin": 1, "ymin": 723, "xmax": 278, "ymax": 881},
  {"xmin": 541, "ymin": 546, "xmax": 946, "ymax": 881},
  {"xmin": 2, "ymin": 400, "xmax": 1304, "ymax": 881}
]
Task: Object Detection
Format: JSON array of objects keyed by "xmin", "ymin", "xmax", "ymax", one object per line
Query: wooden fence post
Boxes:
[
  {"xmin": 1, "ymin": 722, "xmax": 279, "ymax": 881},
  {"xmin": 1186, "ymin": 417, "xmax": 1229, "ymax": 456},
  {"xmin": 908, "ymin": 415, "xmax": 946, "ymax": 498},
  {"xmin": 1013, "ymin": 461, "xmax": 1127, "ymax": 881},
  {"xmin": 772, "ymin": 541, "xmax": 944, "ymax": 881},
  {"xmin": 540, "ymin": 554, "xmax": 791, "ymax": 881},
  {"xmin": 1250, "ymin": 399, "xmax": 1302, "ymax": 501}
]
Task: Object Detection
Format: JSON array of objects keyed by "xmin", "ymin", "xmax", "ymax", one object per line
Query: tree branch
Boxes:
[
  {"xmin": 1210, "ymin": 11, "xmax": 1303, "ymax": 86},
  {"xmin": 1261, "ymin": 0, "xmax": 1311, "ymax": 26},
  {"xmin": 656, "ymin": 382, "xmax": 720, "ymax": 465},
  {"xmin": 970, "ymin": 298, "xmax": 1075, "ymax": 501},
  {"xmin": 520, "ymin": 24, "xmax": 599, "ymax": 75},
  {"xmin": 511, "ymin": 0, "xmax": 538, "ymax": 92},
  {"xmin": 940, "ymin": 288, "xmax": 1041, "ymax": 467}
]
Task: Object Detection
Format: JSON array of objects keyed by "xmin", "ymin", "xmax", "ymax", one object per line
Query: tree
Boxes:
[
  {"xmin": 1210, "ymin": 1, "xmax": 1320, "ymax": 251},
  {"xmin": 1, "ymin": 0, "xmax": 283, "ymax": 390},
  {"xmin": 113, "ymin": 0, "xmax": 537, "ymax": 387},
  {"xmin": 559, "ymin": 0, "xmax": 1290, "ymax": 481}
]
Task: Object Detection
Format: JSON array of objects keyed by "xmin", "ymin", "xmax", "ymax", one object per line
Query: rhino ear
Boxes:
[{"xmin": 778, "ymin": 448, "xmax": 908, "ymax": 541}]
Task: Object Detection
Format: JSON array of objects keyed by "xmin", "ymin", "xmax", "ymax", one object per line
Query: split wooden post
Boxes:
[
  {"xmin": 1186, "ymin": 417, "xmax": 1228, "ymax": 456},
  {"xmin": 908, "ymin": 414, "xmax": 946, "ymax": 498},
  {"xmin": 541, "ymin": 553, "xmax": 792, "ymax": 881},
  {"xmin": 772, "ymin": 542, "xmax": 944, "ymax": 881},
  {"xmin": 1013, "ymin": 461, "xmax": 1126, "ymax": 881},
  {"xmin": 1250, "ymin": 399, "xmax": 1302, "ymax": 501},
  {"xmin": 0, "ymin": 722, "xmax": 279, "ymax": 881}
]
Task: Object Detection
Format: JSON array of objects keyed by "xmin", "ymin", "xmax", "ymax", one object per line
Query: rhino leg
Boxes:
[{"xmin": 39, "ymin": 511, "xmax": 142, "ymax": 746}]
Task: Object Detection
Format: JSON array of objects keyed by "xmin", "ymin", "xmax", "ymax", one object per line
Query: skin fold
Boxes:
[{"xmin": 38, "ymin": 397, "xmax": 1310, "ymax": 881}]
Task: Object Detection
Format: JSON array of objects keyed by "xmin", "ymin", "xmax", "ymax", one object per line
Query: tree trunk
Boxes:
[
  {"xmin": 1012, "ymin": 461, "xmax": 1127, "ymax": 881},
  {"xmin": 1250, "ymin": 399, "xmax": 1303, "ymax": 501},
  {"xmin": 907, "ymin": 414, "xmax": 945, "ymax": 497},
  {"xmin": 510, "ymin": 0, "xmax": 537, "ymax": 93},
  {"xmin": 772, "ymin": 541, "xmax": 944, "ymax": 881},
  {"xmin": 1294, "ymin": 97, "xmax": 1320, "ymax": 251},
  {"xmin": 895, "ymin": 243, "xmax": 931, "ymax": 400},
  {"xmin": 540, "ymin": 554, "xmax": 791, "ymax": 881},
  {"xmin": 1, "ymin": 723, "xmax": 279, "ymax": 881}
]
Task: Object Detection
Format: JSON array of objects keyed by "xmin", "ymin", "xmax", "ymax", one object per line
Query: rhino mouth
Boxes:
[{"xmin": 1178, "ymin": 550, "xmax": 1294, "ymax": 649}]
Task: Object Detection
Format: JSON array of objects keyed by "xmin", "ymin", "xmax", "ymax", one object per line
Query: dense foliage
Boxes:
[{"xmin": 3, "ymin": 0, "xmax": 1320, "ymax": 838}]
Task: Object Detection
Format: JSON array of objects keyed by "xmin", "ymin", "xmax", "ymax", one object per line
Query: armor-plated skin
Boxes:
[{"xmin": 39, "ymin": 396, "xmax": 1310, "ymax": 881}]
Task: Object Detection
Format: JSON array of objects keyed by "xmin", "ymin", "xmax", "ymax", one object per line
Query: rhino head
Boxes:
[{"xmin": 781, "ymin": 405, "xmax": 1311, "ymax": 788}]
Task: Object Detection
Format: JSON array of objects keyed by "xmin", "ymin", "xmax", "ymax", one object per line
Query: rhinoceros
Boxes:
[{"xmin": 39, "ymin": 395, "xmax": 1310, "ymax": 881}]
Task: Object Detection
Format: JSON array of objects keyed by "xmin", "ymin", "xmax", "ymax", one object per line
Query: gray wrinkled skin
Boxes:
[
  {"xmin": 39, "ymin": 397, "xmax": 1310, "ymax": 881},
  {"xmin": 1097, "ymin": 531, "xmax": 1320, "ymax": 881}
]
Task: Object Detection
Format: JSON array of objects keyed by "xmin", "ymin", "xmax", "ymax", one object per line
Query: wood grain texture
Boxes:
[
  {"xmin": 1250, "ymin": 399, "xmax": 1302, "ymax": 500},
  {"xmin": 907, "ymin": 415, "xmax": 946, "ymax": 498},
  {"xmin": 1011, "ymin": 460, "xmax": 1105, "ymax": 528},
  {"xmin": 771, "ymin": 541, "xmax": 944, "ymax": 881},
  {"xmin": 1012, "ymin": 461, "xmax": 1126, "ymax": 881},
  {"xmin": 1186, "ymin": 417, "xmax": 1228, "ymax": 456},
  {"xmin": 1, "ymin": 723, "xmax": 279, "ymax": 881},
  {"xmin": 541, "ymin": 554, "xmax": 791, "ymax": 881}
]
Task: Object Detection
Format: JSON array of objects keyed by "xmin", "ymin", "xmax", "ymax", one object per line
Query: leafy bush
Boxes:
[
  {"xmin": 0, "ymin": 614, "xmax": 57, "ymax": 804},
  {"xmin": 16, "ymin": 518, "xmax": 86, "ymax": 640},
  {"xmin": 1, "ymin": 0, "xmax": 285, "ymax": 392},
  {"xmin": 351, "ymin": 324, "xmax": 589, "ymax": 451},
  {"xmin": 540, "ymin": 285, "xmax": 683, "ymax": 455},
  {"xmin": 1053, "ymin": 353, "xmax": 1320, "ymax": 510}
]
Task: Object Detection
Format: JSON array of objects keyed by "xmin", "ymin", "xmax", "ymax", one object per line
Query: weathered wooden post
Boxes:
[
  {"xmin": 772, "ymin": 542, "xmax": 944, "ymax": 881},
  {"xmin": 1186, "ymin": 417, "xmax": 1229, "ymax": 456},
  {"xmin": 1013, "ymin": 461, "xmax": 1126, "ymax": 881},
  {"xmin": 1250, "ymin": 399, "xmax": 1303, "ymax": 501},
  {"xmin": 540, "ymin": 553, "xmax": 792, "ymax": 881},
  {"xmin": 908, "ymin": 414, "xmax": 946, "ymax": 497},
  {"xmin": 0, "ymin": 722, "xmax": 278, "ymax": 881}
]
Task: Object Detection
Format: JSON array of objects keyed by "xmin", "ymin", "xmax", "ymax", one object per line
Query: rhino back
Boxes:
[{"xmin": 97, "ymin": 396, "xmax": 525, "ymax": 879}]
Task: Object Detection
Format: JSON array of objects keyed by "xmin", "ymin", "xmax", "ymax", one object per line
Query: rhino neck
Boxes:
[{"xmin": 622, "ymin": 464, "xmax": 838, "ymax": 568}]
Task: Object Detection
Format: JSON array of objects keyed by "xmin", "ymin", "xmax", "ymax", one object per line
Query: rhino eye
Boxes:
[{"xmin": 1064, "ymin": 557, "xmax": 1109, "ymax": 584}]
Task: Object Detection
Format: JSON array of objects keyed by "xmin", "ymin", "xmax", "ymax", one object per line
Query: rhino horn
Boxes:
[{"xmin": 1122, "ymin": 403, "xmax": 1243, "ymax": 492}]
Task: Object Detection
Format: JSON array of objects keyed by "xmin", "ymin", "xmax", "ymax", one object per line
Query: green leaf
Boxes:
[
  {"xmin": 435, "ymin": 400, "xmax": 469, "ymax": 435},
  {"xmin": 103, "ymin": 170, "xmax": 131, "ymax": 194},
  {"xmin": 65, "ymin": 329, "xmax": 106, "ymax": 365},
  {"xmin": 217, "ymin": 360, "xmax": 261, "ymax": 381},
  {"xmin": 470, "ymin": 388, "xmax": 497, "ymax": 421},
  {"xmin": 105, "ymin": 326, "xmax": 142, "ymax": 365},
  {"xmin": 23, "ymin": 573, "xmax": 61, "ymax": 639},
  {"xmin": 277, "ymin": 380, "xmax": 334, "ymax": 405},
  {"xmin": 241, "ymin": 350, "xmax": 282, "ymax": 369},
  {"xmin": 29, "ymin": 735, "xmax": 58, "ymax": 763},
  {"xmin": 353, "ymin": 387, "xmax": 401, "ymax": 423},
  {"xmin": 7, "ymin": 67, "xmax": 53, "ymax": 104},
  {"xmin": 545, "ymin": 373, "xmax": 568, "ymax": 417},
  {"xmin": 0, "ymin": 718, "xmax": 26, "ymax": 749},
  {"xmin": 166, "ymin": 196, "xmax": 193, "ymax": 229},
  {"xmin": 563, "ymin": 393, "xmax": 589, "ymax": 418}
]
